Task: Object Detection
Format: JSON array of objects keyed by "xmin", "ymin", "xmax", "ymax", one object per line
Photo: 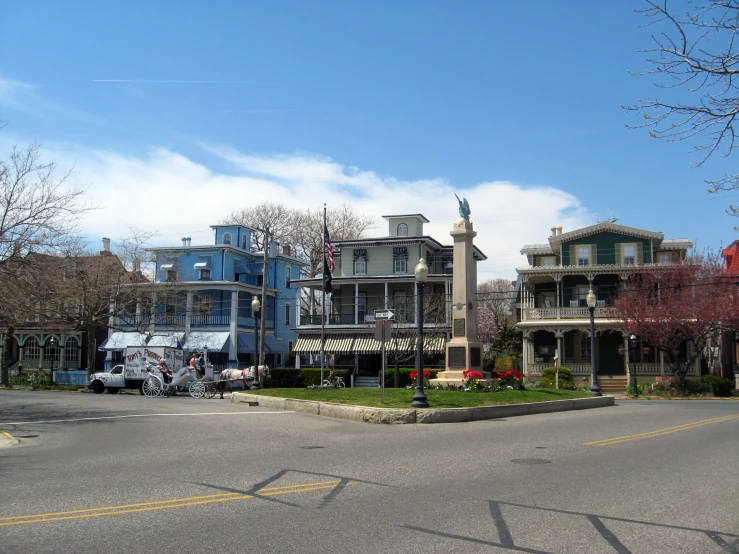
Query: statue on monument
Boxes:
[{"xmin": 454, "ymin": 193, "xmax": 471, "ymax": 220}]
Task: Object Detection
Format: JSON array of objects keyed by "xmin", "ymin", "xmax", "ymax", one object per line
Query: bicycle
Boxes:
[{"xmin": 321, "ymin": 376, "xmax": 345, "ymax": 388}]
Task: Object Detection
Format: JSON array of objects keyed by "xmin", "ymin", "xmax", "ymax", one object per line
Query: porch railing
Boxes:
[
  {"xmin": 523, "ymin": 307, "xmax": 619, "ymax": 320},
  {"xmin": 528, "ymin": 362, "xmax": 663, "ymax": 376},
  {"xmin": 191, "ymin": 314, "xmax": 231, "ymax": 326}
]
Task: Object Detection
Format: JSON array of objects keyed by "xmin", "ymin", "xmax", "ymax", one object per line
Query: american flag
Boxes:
[
  {"xmin": 324, "ymin": 226, "xmax": 334, "ymax": 295},
  {"xmin": 324, "ymin": 226, "xmax": 335, "ymax": 275}
]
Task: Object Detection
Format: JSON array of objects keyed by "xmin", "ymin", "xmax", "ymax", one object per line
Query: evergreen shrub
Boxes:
[{"xmin": 541, "ymin": 366, "xmax": 575, "ymax": 389}]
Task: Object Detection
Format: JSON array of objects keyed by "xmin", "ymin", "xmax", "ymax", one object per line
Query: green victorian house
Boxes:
[{"xmin": 516, "ymin": 222, "xmax": 693, "ymax": 392}]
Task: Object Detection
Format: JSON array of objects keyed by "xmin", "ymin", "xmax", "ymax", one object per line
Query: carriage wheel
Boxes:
[
  {"xmin": 142, "ymin": 376, "xmax": 162, "ymax": 398},
  {"xmin": 204, "ymin": 381, "xmax": 218, "ymax": 399},
  {"xmin": 162, "ymin": 386, "xmax": 174, "ymax": 397},
  {"xmin": 189, "ymin": 380, "xmax": 205, "ymax": 399}
]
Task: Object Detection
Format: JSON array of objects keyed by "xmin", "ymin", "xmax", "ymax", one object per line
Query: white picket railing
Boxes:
[
  {"xmin": 528, "ymin": 362, "xmax": 662, "ymax": 376},
  {"xmin": 524, "ymin": 307, "xmax": 619, "ymax": 320}
]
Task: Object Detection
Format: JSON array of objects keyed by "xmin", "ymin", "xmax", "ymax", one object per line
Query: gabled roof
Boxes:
[{"xmin": 549, "ymin": 222, "xmax": 664, "ymax": 249}]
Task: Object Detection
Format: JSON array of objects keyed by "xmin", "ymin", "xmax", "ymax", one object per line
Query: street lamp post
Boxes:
[
  {"xmin": 49, "ymin": 337, "xmax": 57, "ymax": 385},
  {"xmin": 629, "ymin": 334, "xmax": 639, "ymax": 397},
  {"xmin": 251, "ymin": 296, "xmax": 261, "ymax": 390},
  {"xmin": 412, "ymin": 258, "xmax": 429, "ymax": 408},
  {"xmin": 585, "ymin": 289, "xmax": 602, "ymax": 396}
]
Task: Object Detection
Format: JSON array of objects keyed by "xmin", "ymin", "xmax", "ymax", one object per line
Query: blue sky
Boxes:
[{"xmin": 0, "ymin": 0, "xmax": 732, "ymax": 280}]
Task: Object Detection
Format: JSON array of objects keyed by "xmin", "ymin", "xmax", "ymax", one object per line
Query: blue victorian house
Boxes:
[{"xmin": 102, "ymin": 224, "xmax": 307, "ymax": 370}]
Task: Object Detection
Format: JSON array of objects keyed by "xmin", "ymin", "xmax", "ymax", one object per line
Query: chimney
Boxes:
[
  {"xmin": 186, "ymin": 237, "xmax": 192, "ymax": 247},
  {"xmin": 551, "ymin": 227, "xmax": 558, "ymax": 237},
  {"xmin": 101, "ymin": 237, "xmax": 111, "ymax": 254},
  {"xmin": 283, "ymin": 245, "xmax": 291, "ymax": 256},
  {"xmin": 182, "ymin": 237, "xmax": 188, "ymax": 247},
  {"xmin": 268, "ymin": 241, "xmax": 279, "ymax": 258},
  {"xmin": 557, "ymin": 226, "xmax": 563, "ymax": 235}
]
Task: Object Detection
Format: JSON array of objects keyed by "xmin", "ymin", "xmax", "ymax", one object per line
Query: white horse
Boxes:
[{"xmin": 214, "ymin": 366, "xmax": 270, "ymax": 398}]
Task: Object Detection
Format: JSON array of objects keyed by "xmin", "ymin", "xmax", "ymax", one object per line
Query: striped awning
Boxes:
[
  {"xmin": 324, "ymin": 334, "xmax": 356, "ymax": 353},
  {"xmin": 293, "ymin": 335, "xmax": 322, "ymax": 353},
  {"xmin": 422, "ymin": 334, "xmax": 447, "ymax": 354}
]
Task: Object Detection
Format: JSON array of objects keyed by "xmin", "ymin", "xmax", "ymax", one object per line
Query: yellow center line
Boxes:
[
  {"xmin": 585, "ymin": 414, "xmax": 739, "ymax": 447},
  {"xmin": 0, "ymin": 480, "xmax": 348, "ymax": 527}
]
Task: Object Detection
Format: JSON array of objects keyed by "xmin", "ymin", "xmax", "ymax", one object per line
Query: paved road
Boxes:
[{"xmin": 1, "ymin": 391, "xmax": 737, "ymax": 554}]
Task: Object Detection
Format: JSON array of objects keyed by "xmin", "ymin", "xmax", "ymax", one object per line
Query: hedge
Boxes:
[
  {"xmin": 701, "ymin": 375, "xmax": 734, "ymax": 397},
  {"xmin": 541, "ymin": 366, "xmax": 575, "ymax": 389}
]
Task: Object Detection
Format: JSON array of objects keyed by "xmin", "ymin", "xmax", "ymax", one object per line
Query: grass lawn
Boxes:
[{"xmin": 250, "ymin": 387, "xmax": 592, "ymax": 409}]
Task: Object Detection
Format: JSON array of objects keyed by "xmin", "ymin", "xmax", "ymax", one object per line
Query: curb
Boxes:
[{"xmin": 231, "ymin": 393, "xmax": 615, "ymax": 424}]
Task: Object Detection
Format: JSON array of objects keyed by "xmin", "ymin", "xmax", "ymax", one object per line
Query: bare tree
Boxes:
[
  {"xmin": 115, "ymin": 226, "xmax": 157, "ymax": 279},
  {"xmin": 0, "ymin": 137, "xmax": 93, "ymax": 385},
  {"xmin": 477, "ymin": 278, "xmax": 514, "ymax": 328},
  {"xmin": 628, "ymin": 1, "xmax": 739, "ymax": 215},
  {"xmin": 221, "ymin": 202, "xmax": 296, "ymax": 252}
]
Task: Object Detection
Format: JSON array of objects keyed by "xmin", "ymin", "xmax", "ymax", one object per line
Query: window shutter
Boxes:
[
  {"xmin": 590, "ymin": 244, "xmax": 597, "ymax": 266},
  {"xmin": 569, "ymin": 245, "xmax": 576, "ymax": 266},
  {"xmin": 636, "ymin": 243, "xmax": 643, "ymax": 265},
  {"xmin": 615, "ymin": 243, "xmax": 622, "ymax": 265}
]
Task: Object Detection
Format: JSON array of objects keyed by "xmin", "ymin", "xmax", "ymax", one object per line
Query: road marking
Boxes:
[
  {"xmin": 0, "ymin": 411, "xmax": 294, "ymax": 426},
  {"xmin": 1, "ymin": 431, "xmax": 19, "ymax": 444},
  {"xmin": 0, "ymin": 480, "xmax": 351, "ymax": 527},
  {"xmin": 585, "ymin": 414, "xmax": 739, "ymax": 447}
]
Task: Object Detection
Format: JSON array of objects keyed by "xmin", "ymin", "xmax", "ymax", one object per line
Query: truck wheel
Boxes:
[
  {"xmin": 139, "ymin": 382, "xmax": 146, "ymax": 395},
  {"xmin": 92, "ymin": 381, "xmax": 105, "ymax": 394},
  {"xmin": 107, "ymin": 388, "xmax": 119, "ymax": 394}
]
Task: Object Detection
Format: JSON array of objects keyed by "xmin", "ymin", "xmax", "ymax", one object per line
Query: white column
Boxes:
[
  {"xmin": 150, "ymin": 291, "xmax": 158, "ymax": 335},
  {"xmin": 522, "ymin": 337, "xmax": 529, "ymax": 376},
  {"xmin": 185, "ymin": 290, "xmax": 193, "ymax": 345},
  {"xmin": 295, "ymin": 286, "xmax": 301, "ymax": 326},
  {"xmin": 354, "ymin": 283, "xmax": 359, "ymax": 325},
  {"xmin": 556, "ymin": 280, "xmax": 561, "ymax": 319},
  {"xmin": 228, "ymin": 290, "xmax": 238, "ymax": 363}
]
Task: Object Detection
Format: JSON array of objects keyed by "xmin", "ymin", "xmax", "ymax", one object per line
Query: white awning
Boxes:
[
  {"xmin": 98, "ymin": 332, "xmax": 149, "ymax": 351},
  {"xmin": 160, "ymin": 263, "xmax": 176, "ymax": 270},
  {"xmin": 147, "ymin": 333, "xmax": 183, "ymax": 348},
  {"xmin": 182, "ymin": 332, "xmax": 230, "ymax": 352},
  {"xmin": 194, "ymin": 255, "xmax": 211, "ymax": 269}
]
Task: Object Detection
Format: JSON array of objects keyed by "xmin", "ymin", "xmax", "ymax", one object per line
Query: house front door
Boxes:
[{"xmin": 598, "ymin": 332, "xmax": 625, "ymax": 375}]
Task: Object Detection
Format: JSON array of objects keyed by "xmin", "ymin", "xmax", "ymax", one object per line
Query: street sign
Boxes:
[
  {"xmin": 374, "ymin": 309, "xmax": 395, "ymax": 321},
  {"xmin": 374, "ymin": 320, "xmax": 393, "ymax": 342}
]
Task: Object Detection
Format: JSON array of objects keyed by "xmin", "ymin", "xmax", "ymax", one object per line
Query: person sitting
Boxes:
[
  {"xmin": 196, "ymin": 353, "xmax": 206, "ymax": 378},
  {"xmin": 158, "ymin": 359, "xmax": 172, "ymax": 384}
]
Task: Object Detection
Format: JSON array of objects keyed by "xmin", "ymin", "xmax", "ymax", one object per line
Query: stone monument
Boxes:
[{"xmin": 430, "ymin": 195, "xmax": 492, "ymax": 387}]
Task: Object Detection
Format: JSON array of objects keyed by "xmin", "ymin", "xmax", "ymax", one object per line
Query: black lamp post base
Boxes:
[
  {"xmin": 411, "ymin": 392, "xmax": 429, "ymax": 408},
  {"xmin": 590, "ymin": 383, "xmax": 602, "ymax": 396}
]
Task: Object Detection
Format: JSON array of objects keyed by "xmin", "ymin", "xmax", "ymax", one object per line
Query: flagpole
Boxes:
[{"xmin": 321, "ymin": 204, "xmax": 326, "ymax": 386}]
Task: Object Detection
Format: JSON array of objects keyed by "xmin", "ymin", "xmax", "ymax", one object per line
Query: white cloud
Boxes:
[{"xmin": 42, "ymin": 143, "xmax": 592, "ymax": 280}]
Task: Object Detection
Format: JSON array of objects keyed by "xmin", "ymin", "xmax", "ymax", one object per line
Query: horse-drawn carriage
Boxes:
[
  {"xmin": 189, "ymin": 366, "xmax": 271, "ymax": 399},
  {"xmin": 141, "ymin": 363, "xmax": 271, "ymax": 399},
  {"xmin": 140, "ymin": 363, "xmax": 200, "ymax": 397}
]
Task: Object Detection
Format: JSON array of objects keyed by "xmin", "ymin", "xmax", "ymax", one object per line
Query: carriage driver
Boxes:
[{"xmin": 157, "ymin": 358, "xmax": 172, "ymax": 384}]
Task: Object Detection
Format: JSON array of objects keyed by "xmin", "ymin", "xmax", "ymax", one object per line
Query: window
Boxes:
[
  {"xmin": 286, "ymin": 266, "xmax": 292, "ymax": 288},
  {"xmin": 392, "ymin": 291, "xmax": 407, "ymax": 319},
  {"xmin": 166, "ymin": 270, "xmax": 177, "ymax": 282},
  {"xmin": 276, "ymin": 354, "xmax": 283, "ymax": 366},
  {"xmin": 256, "ymin": 275, "xmax": 263, "ymax": 287},
  {"xmin": 353, "ymin": 250, "xmax": 367, "ymax": 275},
  {"xmin": 241, "ymin": 235, "xmax": 247, "ymax": 250},
  {"xmin": 65, "ymin": 337, "xmax": 79, "ymax": 363},
  {"xmin": 24, "ymin": 337, "xmax": 40, "ymax": 361},
  {"xmin": 199, "ymin": 268, "xmax": 211, "ymax": 280},
  {"xmin": 44, "ymin": 338, "xmax": 60, "ymax": 362},
  {"xmin": 357, "ymin": 291, "xmax": 367, "ymax": 322},
  {"xmin": 393, "ymin": 247, "xmax": 408, "ymax": 274},
  {"xmin": 223, "ymin": 232, "xmax": 231, "ymax": 245},
  {"xmin": 580, "ymin": 333, "xmax": 591, "ymax": 362},
  {"xmin": 657, "ymin": 252, "xmax": 672, "ymax": 264},
  {"xmin": 577, "ymin": 246, "xmax": 590, "ymax": 267},
  {"xmin": 111, "ymin": 365, "xmax": 123, "ymax": 375},
  {"xmin": 575, "ymin": 285, "xmax": 591, "ymax": 307},
  {"xmin": 397, "ymin": 223, "xmax": 408, "ymax": 237},
  {"xmin": 623, "ymin": 245, "xmax": 636, "ymax": 266},
  {"xmin": 288, "ymin": 340, "xmax": 294, "ymax": 352},
  {"xmin": 541, "ymin": 257, "xmax": 556, "ymax": 267},
  {"xmin": 285, "ymin": 302, "xmax": 291, "ymax": 325},
  {"xmin": 195, "ymin": 296, "xmax": 210, "ymax": 316}
]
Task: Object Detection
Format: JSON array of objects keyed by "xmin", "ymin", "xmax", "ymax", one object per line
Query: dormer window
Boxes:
[
  {"xmin": 397, "ymin": 223, "xmax": 408, "ymax": 237},
  {"xmin": 223, "ymin": 233, "xmax": 232, "ymax": 245},
  {"xmin": 166, "ymin": 270, "xmax": 177, "ymax": 282},
  {"xmin": 241, "ymin": 235, "xmax": 247, "ymax": 249}
]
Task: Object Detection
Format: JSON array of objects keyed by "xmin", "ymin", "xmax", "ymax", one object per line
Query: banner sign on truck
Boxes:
[{"xmin": 123, "ymin": 347, "xmax": 184, "ymax": 380}]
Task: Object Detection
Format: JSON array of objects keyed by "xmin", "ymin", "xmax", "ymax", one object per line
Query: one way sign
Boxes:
[{"xmin": 374, "ymin": 309, "xmax": 395, "ymax": 321}]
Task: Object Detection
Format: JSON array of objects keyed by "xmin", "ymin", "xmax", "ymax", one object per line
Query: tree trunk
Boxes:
[
  {"xmin": 85, "ymin": 324, "xmax": 96, "ymax": 378},
  {"xmin": 1, "ymin": 326, "xmax": 13, "ymax": 387}
]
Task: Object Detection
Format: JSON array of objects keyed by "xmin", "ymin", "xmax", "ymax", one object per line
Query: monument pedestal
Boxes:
[{"xmin": 429, "ymin": 215, "xmax": 492, "ymax": 387}]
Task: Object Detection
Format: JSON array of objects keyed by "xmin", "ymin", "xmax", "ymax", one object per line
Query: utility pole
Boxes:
[{"xmin": 258, "ymin": 227, "xmax": 269, "ymax": 387}]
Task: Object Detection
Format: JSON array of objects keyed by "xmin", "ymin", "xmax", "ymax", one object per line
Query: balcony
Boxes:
[{"xmin": 191, "ymin": 314, "xmax": 231, "ymax": 326}]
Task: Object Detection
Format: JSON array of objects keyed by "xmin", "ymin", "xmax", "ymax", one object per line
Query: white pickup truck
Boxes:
[{"xmin": 89, "ymin": 346, "xmax": 185, "ymax": 394}]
